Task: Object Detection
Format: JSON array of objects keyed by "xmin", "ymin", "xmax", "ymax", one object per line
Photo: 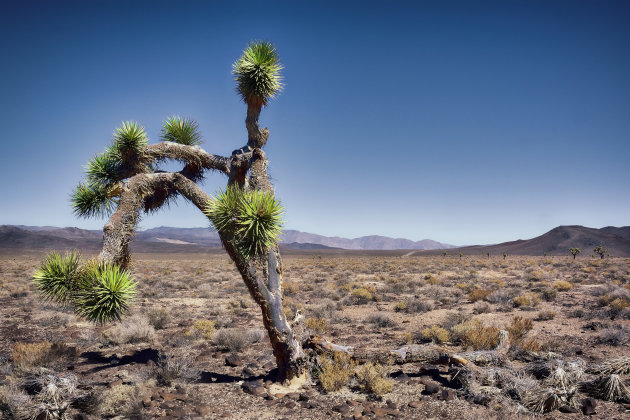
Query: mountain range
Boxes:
[{"xmin": 0, "ymin": 225, "xmax": 628, "ymax": 256}]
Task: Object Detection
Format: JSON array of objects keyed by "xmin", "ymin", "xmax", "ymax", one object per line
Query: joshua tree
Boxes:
[
  {"xmin": 569, "ymin": 247, "xmax": 580, "ymax": 260},
  {"xmin": 33, "ymin": 42, "xmax": 308, "ymax": 382},
  {"xmin": 593, "ymin": 245, "xmax": 609, "ymax": 259},
  {"xmin": 502, "ymin": 252, "xmax": 507, "ymax": 260}
]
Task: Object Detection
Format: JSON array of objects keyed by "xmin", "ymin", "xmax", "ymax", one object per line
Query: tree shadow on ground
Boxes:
[{"xmin": 80, "ymin": 348, "xmax": 160, "ymax": 373}]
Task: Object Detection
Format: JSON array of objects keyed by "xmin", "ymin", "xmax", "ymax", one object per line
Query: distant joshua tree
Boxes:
[
  {"xmin": 459, "ymin": 253, "xmax": 463, "ymax": 259},
  {"xmin": 569, "ymin": 247, "xmax": 580, "ymax": 260},
  {"xmin": 502, "ymin": 252, "xmax": 507, "ymax": 260},
  {"xmin": 32, "ymin": 42, "xmax": 309, "ymax": 382},
  {"xmin": 486, "ymin": 252, "xmax": 490, "ymax": 258},
  {"xmin": 593, "ymin": 245, "xmax": 609, "ymax": 259}
]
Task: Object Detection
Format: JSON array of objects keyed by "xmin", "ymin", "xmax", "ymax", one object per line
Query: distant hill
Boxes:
[
  {"xmin": 411, "ymin": 225, "xmax": 630, "ymax": 257},
  {"xmin": 0, "ymin": 225, "xmax": 447, "ymax": 252},
  {"xmin": 279, "ymin": 230, "xmax": 453, "ymax": 250},
  {"xmin": 1, "ymin": 225, "xmax": 627, "ymax": 256}
]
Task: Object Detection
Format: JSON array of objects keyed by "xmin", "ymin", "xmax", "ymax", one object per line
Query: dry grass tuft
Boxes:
[
  {"xmin": 318, "ymin": 352, "xmax": 356, "ymax": 393},
  {"xmin": 420, "ymin": 326, "xmax": 450, "ymax": 344},
  {"xmin": 582, "ymin": 374, "xmax": 630, "ymax": 402},
  {"xmin": 305, "ymin": 317, "xmax": 329, "ymax": 333},
  {"xmin": 355, "ymin": 362, "xmax": 394, "ymax": 396},
  {"xmin": 451, "ymin": 319, "xmax": 499, "ymax": 350}
]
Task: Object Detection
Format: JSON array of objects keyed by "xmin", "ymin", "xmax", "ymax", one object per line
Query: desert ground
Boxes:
[{"xmin": 1, "ymin": 251, "xmax": 629, "ymax": 419}]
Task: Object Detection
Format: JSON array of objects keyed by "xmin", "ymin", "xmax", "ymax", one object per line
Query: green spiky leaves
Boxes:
[
  {"xmin": 74, "ymin": 261, "xmax": 137, "ymax": 323},
  {"xmin": 205, "ymin": 186, "xmax": 283, "ymax": 259},
  {"xmin": 112, "ymin": 121, "xmax": 148, "ymax": 159},
  {"xmin": 233, "ymin": 41, "xmax": 283, "ymax": 108},
  {"xmin": 33, "ymin": 250, "xmax": 82, "ymax": 305},
  {"xmin": 161, "ymin": 116, "xmax": 203, "ymax": 146},
  {"xmin": 86, "ymin": 151, "xmax": 122, "ymax": 186},
  {"xmin": 33, "ymin": 251, "xmax": 136, "ymax": 323},
  {"xmin": 71, "ymin": 181, "xmax": 118, "ymax": 218}
]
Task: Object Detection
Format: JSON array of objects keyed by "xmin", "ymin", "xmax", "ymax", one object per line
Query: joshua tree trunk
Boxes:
[{"xmin": 92, "ymin": 116, "xmax": 307, "ymax": 382}]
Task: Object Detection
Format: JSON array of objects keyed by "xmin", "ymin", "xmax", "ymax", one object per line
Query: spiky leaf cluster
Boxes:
[
  {"xmin": 33, "ymin": 251, "xmax": 136, "ymax": 323},
  {"xmin": 161, "ymin": 116, "xmax": 203, "ymax": 146},
  {"xmin": 33, "ymin": 251, "xmax": 82, "ymax": 305},
  {"xmin": 74, "ymin": 261, "xmax": 136, "ymax": 323},
  {"xmin": 112, "ymin": 121, "xmax": 148, "ymax": 159},
  {"xmin": 205, "ymin": 186, "xmax": 283, "ymax": 259},
  {"xmin": 71, "ymin": 181, "xmax": 118, "ymax": 218},
  {"xmin": 233, "ymin": 41, "xmax": 283, "ymax": 108}
]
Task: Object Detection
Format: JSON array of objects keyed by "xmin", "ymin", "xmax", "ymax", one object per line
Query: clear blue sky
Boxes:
[{"xmin": 1, "ymin": 0, "xmax": 628, "ymax": 245}]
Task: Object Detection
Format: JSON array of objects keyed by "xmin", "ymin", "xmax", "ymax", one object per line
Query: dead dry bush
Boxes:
[
  {"xmin": 355, "ymin": 362, "xmax": 394, "ymax": 397},
  {"xmin": 103, "ymin": 315, "xmax": 157, "ymax": 345},
  {"xmin": 451, "ymin": 319, "xmax": 499, "ymax": 350},
  {"xmin": 317, "ymin": 351, "xmax": 356, "ymax": 393}
]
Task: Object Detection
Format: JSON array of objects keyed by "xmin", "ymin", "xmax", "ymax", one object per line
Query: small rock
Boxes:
[
  {"xmin": 581, "ymin": 397, "xmax": 597, "ymax": 415},
  {"xmin": 108, "ymin": 379, "xmax": 123, "ymax": 388},
  {"xmin": 196, "ymin": 406, "xmax": 212, "ymax": 416},
  {"xmin": 242, "ymin": 380, "xmax": 266, "ymax": 397},
  {"xmin": 285, "ymin": 392, "xmax": 300, "ymax": 401},
  {"xmin": 225, "ymin": 354, "xmax": 243, "ymax": 367},
  {"xmin": 285, "ymin": 400, "xmax": 296, "ymax": 409},
  {"xmin": 422, "ymin": 382, "xmax": 440, "ymax": 395},
  {"xmin": 408, "ymin": 401, "xmax": 423, "ymax": 409},
  {"xmin": 372, "ymin": 407, "xmax": 390, "ymax": 416},
  {"xmin": 242, "ymin": 366, "xmax": 256, "ymax": 377},
  {"xmin": 559, "ymin": 405, "xmax": 580, "ymax": 413},
  {"xmin": 161, "ymin": 392, "xmax": 185, "ymax": 402},
  {"xmin": 472, "ymin": 394, "xmax": 492, "ymax": 406},
  {"xmin": 333, "ymin": 404, "xmax": 351, "ymax": 415},
  {"xmin": 439, "ymin": 388, "xmax": 457, "ymax": 401}
]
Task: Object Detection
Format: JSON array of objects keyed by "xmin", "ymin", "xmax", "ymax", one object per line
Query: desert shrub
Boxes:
[
  {"xmin": 193, "ymin": 319, "xmax": 216, "ymax": 339},
  {"xmin": 598, "ymin": 328, "xmax": 630, "ymax": 346},
  {"xmin": 305, "ymin": 317, "xmax": 329, "ymax": 333},
  {"xmin": 98, "ymin": 383, "xmax": 143, "ymax": 417},
  {"xmin": 486, "ymin": 289, "xmax": 515, "ymax": 306},
  {"xmin": 11, "ymin": 341, "xmax": 52, "ymax": 369},
  {"xmin": 350, "ymin": 287, "xmax": 377, "ymax": 304},
  {"xmin": 400, "ymin": 332, "xmax": 413, "ymax": 344},
  {"xmin": 520, "ymin": 337, "xmax": 542, "ymax": 352},
  {"xmin": 394, "ymin": 301, "xmax": 407, "ymax": 312},
  {"xmin": 153, "ymin": 348, "xmax": 200, "ymax": 385},
  {"xmin": 455, "ymin": 282, "xmax": 475, "ymax": 293},
  {"xmin": 473, "ymin": 302, "xmax": 491, "ymax": 314},
  {"xmin": 103, "ymin": 315, "xmax": 156, "ymax": 344},
  {"xmin": 468, "ymin": 289, "xmax": 492, "ymax": 302},
  {"xmin": 535, "ymin": 310, "xmax": 556, "ymax": 321},
  {"xmin": 420, "ymin": 326, "xmax": 450, "ymax": 344},
  {"xmin": 213, "ymin": 328, "xmax": 249, "ymax": 352},
  {"xmin": 513, "ymin": 292, "xmax": 541, "ymax": 309},
  {"xmin": 440, "ymin": 311, "xmax": 470, "ymax": 330},
  {"xmin": 553, "ymin": 280, "xmax": 573, "ymax": 291},
  {"xmin": 283, "ymin": 281, "xmax": 300, "ymax": 296},
  {"xmin": 365, "ymin": 314, "xmax": 396, "ymax": 328},
  {"xmin": 506, "ymin": 316, "xmax": 533, "ymax": 343},
  {"xmin": 425, "ymin": 275, "xmax": 439, "ymax": 285},
  {"xmin": 568, "ymin": 308, "xmax": 585, "ymax": 318},
  {"xmin": 318, "ymin": 352, "xmax": 356, "ymax": 393},
  {"xmin": 527, "ymin": 270, "xmax": 546, "ymax": 281},
  {"xmin": 451, "ymin": 319, "xmax": 499, "ymax": 350},
  {"xmin": 355, "ymin": 362, "xmax": 394, "ymax": 396},
  {"xmin": 540, "ymin": 288, "xmax": 557, "ymax": 302},
  {"xmin": 147, "ymin": 308, "xmax": 171, "ymax": 330},
  {"xmin": 610, "ymin": 298, "xmax": 630, "ymax": 312},
  {"xmin": 404, "ymin": 298, "xmax": 434, "ymax": 313},
  {"xmin": 1, "ymin": 371, "xmax": 82, "ymax": 419}
]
